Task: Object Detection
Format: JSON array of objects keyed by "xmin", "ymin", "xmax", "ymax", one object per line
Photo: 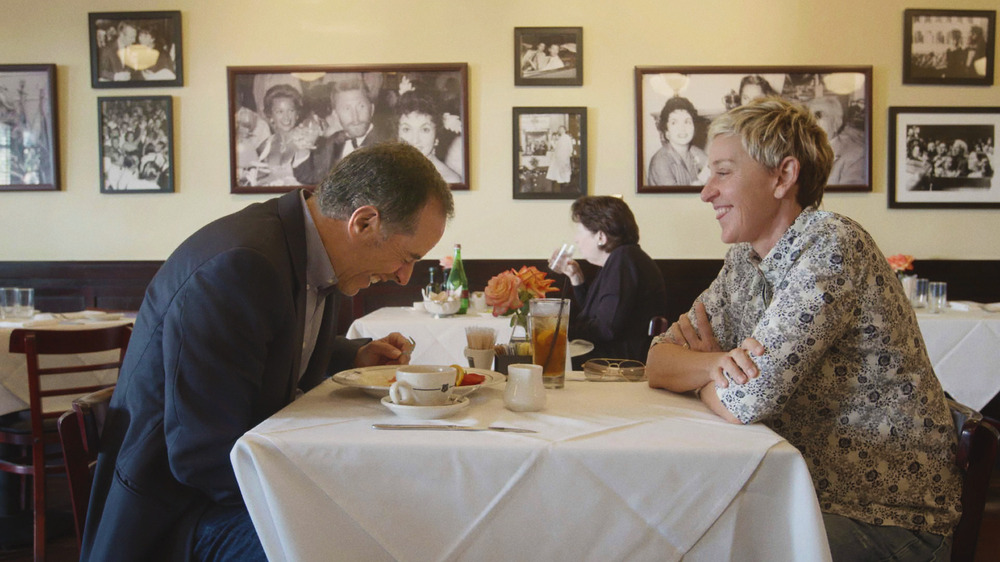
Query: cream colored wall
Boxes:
[{"xmin": 3, "ymin": 0, "xmax": 998, "ymax": 261}]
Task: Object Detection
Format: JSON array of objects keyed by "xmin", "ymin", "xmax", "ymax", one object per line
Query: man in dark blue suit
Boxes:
[
  {"xmin": 292, "ymin": 77, "xmax": 394, "ymax": 186},
  {"xmin": 81, "ymin": 142, "xmax": 454, "ymax": 561}
]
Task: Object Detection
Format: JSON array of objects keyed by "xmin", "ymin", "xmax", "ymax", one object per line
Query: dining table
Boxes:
[
  {"xmin": 231, "ymin": 372, "xmax": 832, "ymax": 561},
  {"xmin": 346, "ymin": 306, "xmax": 530, "ymax": 367},
  {"xmin": 916, "ymin": 302, "xmax": 1000, "ymax": 411},
  {"xmin": 0, "ymin": 311, "xmax": 133, "ymax": 417}
]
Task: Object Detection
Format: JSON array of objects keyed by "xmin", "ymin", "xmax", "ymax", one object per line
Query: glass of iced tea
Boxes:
[{"xmin": 529, "ymin": 298, "xmax": 570, "ymax": 389}]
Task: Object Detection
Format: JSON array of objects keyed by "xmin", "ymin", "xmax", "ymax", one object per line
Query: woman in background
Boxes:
[
  {"xmin": 648, "ymin": 96, "xmax": 708, "ymax": 186},
  {"xmin": 551, "ymin": 196, "xmax": 668, "ymax": 366},
  {"xmin": 396, "ymin": 90, "xmax": 462, "ymax": 183}
]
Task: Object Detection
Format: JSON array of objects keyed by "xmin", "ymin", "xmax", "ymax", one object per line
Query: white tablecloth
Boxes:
[
  {"xmin": 917, "ymin": 304, "xmax": 1000, "ymax": 411},
  {"xmin": 0, "ymin": 314, "xmax": 132, "ymax": 416},
  {"xmin": 347, "ymin": 307, "xmax": 523, "ymax": 366},
  {"xmin": 232, "ymin": 375, "xmax": 831, "ymax": 562}
]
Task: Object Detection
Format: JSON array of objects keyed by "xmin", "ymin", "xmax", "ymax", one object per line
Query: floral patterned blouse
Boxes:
[{"xmin": 654, "ymin": 207, "xmax": 962, "ymax": 536}]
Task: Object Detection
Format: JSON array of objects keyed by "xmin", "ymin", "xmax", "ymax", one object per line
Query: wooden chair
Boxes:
[
  {"xmin": 948, "ymin": 398, "xmax": 1000, "ymax": 562},
  {"xmin": 56, "ymin": 386, "xmax": 115, "ymax": 553},
  {"xmin": 0, "ymin": 325, "xmax": 130, "ymax": 561}
]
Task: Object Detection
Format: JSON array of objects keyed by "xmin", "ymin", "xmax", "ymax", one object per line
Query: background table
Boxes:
[
  {"xmin": 347, "ymin": 306, "xmax": 523, "ymax": 367},
  {"xmin": 916, "ymin": 304, "xmax": 1000, "ymax": 411},
  {"xmin": 232, "ymin": 375, "xmax": 831, "ymax": 562},
  {"xmin": 0, "ymin": 313, "xmax": 132, "ymax": 416}
]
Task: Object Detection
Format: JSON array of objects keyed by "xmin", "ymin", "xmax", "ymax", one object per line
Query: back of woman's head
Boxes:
[
  {"xmin": 571, "ymin": 196, "xmax": 639, "ymax": 251},
  {"xmin": 708, "ymin": 97, "xmax": 833, "ymax": 209}
]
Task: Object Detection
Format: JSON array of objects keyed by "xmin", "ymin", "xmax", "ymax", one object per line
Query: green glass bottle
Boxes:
[{"xmin": 446, "ymin": 243, "xmax": 469, "ymax": 314}]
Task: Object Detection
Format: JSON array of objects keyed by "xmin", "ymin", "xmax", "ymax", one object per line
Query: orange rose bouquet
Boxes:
[
  {"xmin": 887, "ymin": 254, "xmax": 915, "ymax": 273},
  {"xmin": 484, "ymin": 266, "xmax": 558, "ymax": 330}
]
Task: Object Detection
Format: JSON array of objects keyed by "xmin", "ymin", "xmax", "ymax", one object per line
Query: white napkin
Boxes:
[{"xmin": 984, "ymin": 303, "xmax": 1000, "ymax": 313}]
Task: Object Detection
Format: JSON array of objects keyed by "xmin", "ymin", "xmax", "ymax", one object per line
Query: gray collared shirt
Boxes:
[{"xmin": 299, "ymin": 190, "xmax": 338, "ymax": 379}]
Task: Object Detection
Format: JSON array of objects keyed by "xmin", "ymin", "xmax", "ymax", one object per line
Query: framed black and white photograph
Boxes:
[
  {"xmin": 512, "ymin": 107, "xmax": 586, "ymax": 199},
  {"xmin": 88, "ymin": 11, "xmax": 183, "ymax": 88},
  {"xmin": 0, "ymin": 64, "xmax": 59, "ymax": 192},
  {"xmin": 227, "ymin": 64, "xmax": 469, "ymax": 194},
  {"xmin": 635, "ymin": 66, "xmax": 872, "ymax": 194},
  {"xmin": 888, "ymin": 106, "xmax": 999, "ymax": 209},
  {"xmin": 514, "ymin": 27, "xmax": 582, "ymax": 86},
  {"xmin": 903, "ymin": 9, "xmax": 995, "ymax": 86},
  {"xmin": 98, "ymin": 95, "xmax": 174, "ymax": 193}
]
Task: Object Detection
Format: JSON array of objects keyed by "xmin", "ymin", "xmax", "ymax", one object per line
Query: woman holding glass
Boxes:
[{"xmin": 550, "ymin": 196, "xmax": 668, "ymax": 366}]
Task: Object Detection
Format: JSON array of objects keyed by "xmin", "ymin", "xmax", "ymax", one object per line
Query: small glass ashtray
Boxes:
[{"xmin": 582, "ymin": 359, "xmax": 646, "ymax": 382}]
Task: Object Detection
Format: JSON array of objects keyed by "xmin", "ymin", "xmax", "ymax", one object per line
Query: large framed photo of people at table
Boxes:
[
  {"xmin": 903, "ymin": 9, "xmax": 995, "ymax": 86},
  {"xmin": 88, "ymin": 11, "xmax": 183, "ymax": 89},
  {"xmin": 227, "ymin": 64, "xmax": 469, "ymax": 194},
  {"xmin": 0, "ymin": 64, "xmax": 59, "ymax": 192},
  {"xmin": 635, "ymin": 66, "xmax": 872, "ymax": 194},
  {"xmin": 98, "ymin": 95, "xmax": 175, "ymax": 194},
  {"xmin": 888, "ymin": 106, "xmax": 1000, "ymax": 209},
  {"xmin": 512, "ymin": 106, "xmax": 587, "ymax": 200}
]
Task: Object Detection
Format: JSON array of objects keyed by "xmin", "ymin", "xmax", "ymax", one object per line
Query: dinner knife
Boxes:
[{"xmin": 372, "ymin": 423, "xmax": 537, "ymax": 433}]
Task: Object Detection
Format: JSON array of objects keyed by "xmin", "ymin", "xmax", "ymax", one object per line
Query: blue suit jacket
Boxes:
[{"xmin": 81, "ymin": 190, "xmax": 362, "ymax": 560}]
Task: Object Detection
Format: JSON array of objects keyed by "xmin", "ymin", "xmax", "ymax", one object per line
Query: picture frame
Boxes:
[
  {"xmin": 514, "ymin": 27, "xmax": 583, "ymax": 86},
  {"xmin": 635, "ymin": 66, "xmax": 872, "ymax": 194},
  {"xmin": 903, "ymin": 9, "xmax": 995, "ymax": 86},
  {"xmin": 888, "ymin": 106, "xmax": 999, "ymax": 209},
  {"xmin": 0, "ymin": 64, "xmax": 59, "ymax": 192},
  {"xmin": 88, "ymin": 10, "xmax": 184, "ymax": 89},
  {"xmin": 98, "ymin": 95, "xmax": 175, "ymax": 194},
  {"xmin": 512, "ymin": 106, "xmax": 587, "ymax": 200},
  {"xmin": 227, "ymin": 63, "xmax": 469, "ymax": 194}
]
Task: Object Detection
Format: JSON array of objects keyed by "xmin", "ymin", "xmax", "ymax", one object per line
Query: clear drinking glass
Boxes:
[
  {"xmin": 911, "ymin": 278, "xmax": 929, "ymax": 308},
  {"xmin": 548, "ymin": 243, "xmax": 575, "ymax": 272},
  {"xmin": 529, "ymin": 298, "xmax": 570, "ymax": 389},
  {"xmin": 928, "ymin": 282, "xmax": 947, "ymax": 314}
]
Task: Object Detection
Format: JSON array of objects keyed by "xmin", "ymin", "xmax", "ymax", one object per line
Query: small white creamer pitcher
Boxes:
[{"xmin": 504, "ymin": 363, "xmax": 546, "ymax": 412}]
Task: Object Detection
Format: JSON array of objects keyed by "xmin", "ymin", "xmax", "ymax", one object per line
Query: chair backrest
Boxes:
[
  {"xmin": 8, "ymin": 325, "xmax": 131, "ymax": 445},
  {"xmin": 947, "ymin": 398, "xmax": 1000, "ymax": 562},
  {"xmin": 648, "ymin": 316, "xmax": 669, "ymax": 337},
  {"xmin": 57, "ymin": 385, "xmax": 115, "ymax": 551}
]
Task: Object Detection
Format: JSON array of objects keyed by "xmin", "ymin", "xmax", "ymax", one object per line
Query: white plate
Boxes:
[
  {"xmin": 380, "ymin": 395, "xmax": 470, "ymax": 420},
  {"xmin": 332, "ymin": 365, "xmax": 504, "ymax": 398},
  {"xmin": 569, "ymin": 339, "xmax": 594, "ymax": 357}
]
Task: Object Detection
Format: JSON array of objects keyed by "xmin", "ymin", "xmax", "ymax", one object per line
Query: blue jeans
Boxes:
[
  {"xmin": 193, "ymin": 504, "xmax": 267, "ymax": 562},
  {"xmin": 823, "ymin": 513, "xmax": 951, "ymax": 562}
]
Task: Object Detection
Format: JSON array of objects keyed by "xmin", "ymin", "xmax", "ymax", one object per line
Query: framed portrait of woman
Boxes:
[
  {"xmin": 635, "ymin": 66, "xmax": 872, "ymax": 194},
  {"xmin": 226, "ymin": 63, "xmax": 469, "ymax": 194},
  {"xmin": 512, "ymin": 107, "xmax": 587, "ymax": 199},
  {"xmin": 88, "ymin": 11, "xmax": 183, "ymax": 88},
  {"xmin": 0, "ymin": 64, "xmax": 59, "ymax": 192}
]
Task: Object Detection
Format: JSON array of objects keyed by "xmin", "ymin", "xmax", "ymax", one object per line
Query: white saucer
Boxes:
[{"xmin": 380, "ymin": 395, "xmax": 470, "ymax": 420}]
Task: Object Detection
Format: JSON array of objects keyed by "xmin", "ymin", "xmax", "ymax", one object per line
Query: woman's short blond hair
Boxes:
[{"xmin": 708, "ymin": 97, "xmax": 834, "ymax": 208}]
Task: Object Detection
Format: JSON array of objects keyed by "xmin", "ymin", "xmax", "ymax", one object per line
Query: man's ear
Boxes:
[
  {"xmin": 773, "ymin": 156, "xmax": 801, "ymax": 200},
  {"xmin": 347, "ymin": 205, "xmax": 381, "ymax": 239}
]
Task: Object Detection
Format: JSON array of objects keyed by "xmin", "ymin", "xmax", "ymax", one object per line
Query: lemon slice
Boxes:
[{"xmin": 450, "ymin": 364, "xmax": 467, "ymax": 386}]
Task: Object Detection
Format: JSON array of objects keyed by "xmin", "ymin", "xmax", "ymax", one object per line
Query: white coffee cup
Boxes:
[{"xmin": 389, "ymin": 365, "xmax": 457, "ymax": 406}]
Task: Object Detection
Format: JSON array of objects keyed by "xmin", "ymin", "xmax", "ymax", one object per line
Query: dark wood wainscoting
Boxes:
[{"xmin": 3, "ymin": 259, "xmax": 999, "ymax": 336}]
